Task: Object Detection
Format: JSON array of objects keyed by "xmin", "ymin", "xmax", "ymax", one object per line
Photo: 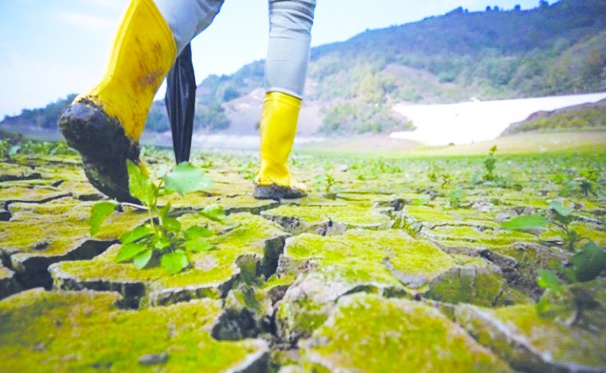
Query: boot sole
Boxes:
[
  {"xmin": 253, "ymin": 184, "xmax": 307, "ymax": 200},
  {"xmin": 58, "ymin": 99, "xmax": 140, "ymax": 203}
]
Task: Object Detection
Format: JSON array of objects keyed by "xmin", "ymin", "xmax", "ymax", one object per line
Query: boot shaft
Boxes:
[{"xmin": 256, "ymin": 91, "xmax": 302, "ymax": 187}]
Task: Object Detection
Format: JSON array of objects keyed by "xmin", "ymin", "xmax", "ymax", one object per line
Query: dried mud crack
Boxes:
[{"xmin": 0, "ymin": 151, "xmax": 605, "ymax": 372}]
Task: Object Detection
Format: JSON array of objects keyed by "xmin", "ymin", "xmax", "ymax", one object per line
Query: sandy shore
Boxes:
[{"xmin": 391, "ymin": 92, "xmax": 606, "ymax": 146}]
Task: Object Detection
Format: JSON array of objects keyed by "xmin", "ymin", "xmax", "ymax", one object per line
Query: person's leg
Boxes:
[
  {"xmin": 254, "ymin": 0, "xmax": 316, "ymax": 199},
  {"xmin": 59, "ymin": 0, "xmax": 223, "ymax": 202}
]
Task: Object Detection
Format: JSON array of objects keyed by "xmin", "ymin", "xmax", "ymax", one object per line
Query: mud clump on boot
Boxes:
[
  {"xmin": 253, "ymin": 184, "xmax": 306, "ymax": 200},
  {"xmin": 58, "ymin": 99, "xmax": 140, "ymax": 203}
]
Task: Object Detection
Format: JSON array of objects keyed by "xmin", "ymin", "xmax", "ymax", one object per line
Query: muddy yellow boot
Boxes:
[
  {"xmin": 58, "ymin": 0, "xmax": 176, "ymax": 202},
  {"xmin": 254, "ymin": 92, "xmax": 306, "ymax": 199}
]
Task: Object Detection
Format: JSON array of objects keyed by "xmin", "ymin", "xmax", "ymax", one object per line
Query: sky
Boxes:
[{"xmin": 0, "ymin": 0, "xmax": 542, "ymax": 118}]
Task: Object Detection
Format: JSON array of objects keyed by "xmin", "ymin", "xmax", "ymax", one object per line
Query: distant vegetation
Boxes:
[
  {"xmin": 145, "ymin": 99, "xmax": 230, "ymax": 134},
  {"xmin": 2, "ymin": 0, "xmax": 605, "ymax": 135},
  {"xmin": 1, "ymin": 94, "xmax": 77, "ymax": 129},
  {"xmin": 202, "ymin": 0, "xmax": 606, "ymax": 133},
  {"xmin": 1, "ymin": 95, "xmax": 228, "ymax": 136},
  {"xmin": 307, "ymin": 0, "xmax": 606, "ymax": 102},
  {"xmin": 320, "ymin": 103, "xmax": 414, "ymax": 134},
  {"xmin": 501, "ymin": 98, "xmax": 606, "ymax": 135}
]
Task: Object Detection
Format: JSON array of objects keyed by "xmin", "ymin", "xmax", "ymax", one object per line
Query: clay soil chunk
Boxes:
[
  {"xmin": 300, "ymin": 293, "xmax": 512, "ymax": 372},
  {"xmin": 0, "ymin": 288, "xmax": 269, "ymax": 372}
]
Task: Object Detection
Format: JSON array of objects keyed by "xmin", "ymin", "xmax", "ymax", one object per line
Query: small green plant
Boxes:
[
  {"xmin": 48, "ymin": 140, "xmax": 75, "ymax": 156},
  {"xmin": 536, "ymin": 241, "xmax": 606, "ymax": 323},
  {"xmin": 535, "ymin": 268, "xmax": 566, "ymax": 318},
  {"xmin": 314, "ymin": 162, "xmax": 340, "ymax": 198},
  {"xmin": 502, "ymin": 203, "xmax": 606, "ymax": 320},
  {"xmin": 1, "ymin": 139, "xmax": 76, "ymax": 159},
  {"xmin": 440, "ymin": 173, "xmax": 452, "ymax": 189},
  {"xmin": 577, "ymin": 166, "xmax": 599, "ymax": 197},
  {"xmin": 501, "ymin": 200, "xmax": 580, "ymax": 252},
  {"xmin": 501, "ymin": 213, "xmax": 550, "ymax": 230},
  {"xmin": 470, "ymin": 172, "xmax": 482, "ymax": 185},
  {"xmin": 7, "ymin": 144, "xmax": 20, "ymax": 160},
  {"xmin": 483, "ymin": 145, "xmax": 498, "ymax": 181},
  {"xmin": 427, "ymin": 164, "xmax": 442, "ymax": 182},
  {"xmin": 447, "ymin": 189, "xmax": 465, "ymax": 208},
  {"xmin": 547, "ymin": 200, "xmax": 581, "ymax": 252},
  {"xmin": 315, "ymin": 170, "xmax": 338, "ymax": 198},
  {"xmin": 0, "ymin": 140, "xmax": 9, "ymax": 159},
  {"xmin": 238, "ymin": 160, "xmax": 257, "ymax": 181},
  {"xmin": 90, "ymin": 160, "xmax": 224, "ymax": 274}
]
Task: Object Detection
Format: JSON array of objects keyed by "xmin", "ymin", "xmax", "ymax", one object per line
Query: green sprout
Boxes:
[
  {"xmin": 483, "ymin": 145, "xmax": 498, "ymax": 181},
  {"xmin": 90, "ymin": 160, "xmax": 224, "ymax": 275}
]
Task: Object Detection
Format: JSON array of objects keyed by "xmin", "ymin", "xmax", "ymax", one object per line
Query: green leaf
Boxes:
[
  {"xmin": 8, "ymin": 145, "xmax": 20, "ymax": 158},
  {"xmin": 184, "ymin": 237, "xmax": 213, "ymax": 253},
  {"xmin": 163, "ymin": 162, "xmax": 213, "ymax": 196},
  {"xmin": 410, "ymin": 198, "xmax": 429, "ymax": 206},
  {"xmin": 153, "ymin": 234, "xmax": 173, "ymax": 251},
  {"xmin": 161, "ymin": 250, "xmax": 189, "ymax": 274},
  {"xmin": 549, "ymin": 200, "xmax": 574, "ymax": 217},
  {"xmin": 201, "ymin": 204, "xmax": 225, "ymax": 222},
  {"xmin": 133, "ymin": 249, "xmax": 153, "ymax": 269},
  {"xmin": 448, "ymin": 190, "xmax": 464, "ymax": 199},
  {"xmin": 536, "ymin": 297, "xmax": 552, "ymax": 317},
  {"xmin": 116, "ymin": 243, "xmax": 149, "ymax": 263},
  {"xmin": 89, "ymin": 201, "xmax": 117, "ymax": 236},
  {"xmin": 120, "ymin": 224, "xmax": 153, "ymax": 244},
  {"xmin": 162, "ymin": 217, "xmax": 182, "ymax": 233},
  {"xmin": 184, "ymin": 226, "xmax": 213, "ymax": 240},
  {"xmin": 158, "ymin": 203, "xmax": 171, "ymax": 219},
  {"xmin": 127, "ymin": 160, "xmax": 156, "ymax": 206},
  {"xmin": 537, "ymin": 269, "xmax": 562, "ymax": 293},
  {"xmin": 501, "ymin": 214, "xmax": 549, "ymax": 231},
  {"xmin": 572, "ymin": 241, "xmax": 606, "ymax": 282},
  {"xmin": 471, "ymin": 173, "xmax": 482, "ymax": 185}
]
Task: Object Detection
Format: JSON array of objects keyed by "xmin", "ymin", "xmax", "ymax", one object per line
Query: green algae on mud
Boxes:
[
  {"xmin": 275, "ymin": 230, "xmax": 518, "ymax": 341},
  {"xmin": 50, "ymin": 213, "xmax": 289, "ymax": 306},
  {"xmin": 0, "ymin": 288, "xmax": 268, "ymax": 372},
  {"xmin": 426, "ymin": 264, "xmax": 531, "ymax": 307},
  {"xmin": 0, "ymin": 185, "xmax": 71, "ymax": 207},
  {"xmin": 301, "ymin": 293, "xmax": 512, "ymax": 372},
  {"xmin": 1, "ymin": 147, "xmax": 605, "ymax": 371},
  {"xmin": 540, "ymin": 222, "xmax": 606, "ymax": 248},
  {"xmin": 262, "ymin": 202, "xmax": 392, "ymax": 234},
  {"xmin": 0, "ymin": 199, "xmax": 148, "ymax": 289},
  {"xmin": 455, "ymin": 280, "xmax": 606, "ymax": 372},
  {"xmin": 405, "ymin": 205, "xmax": 499, "ymax": 228},
  {"xmin": 2, "ymin": 200, "xmax": 148, "ymax": 257},
  {"xmin": 428, "ymin": 225, "xmax": 539, "ymax": 247},
  {"xmin": 159, "ymin": 190, "xmax": 280, "ymax": 215}
]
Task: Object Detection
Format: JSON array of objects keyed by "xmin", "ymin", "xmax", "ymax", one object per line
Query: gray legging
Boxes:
[{"xmin": 153, "ymin": 0, "xmax": 316, "ymax": 99}]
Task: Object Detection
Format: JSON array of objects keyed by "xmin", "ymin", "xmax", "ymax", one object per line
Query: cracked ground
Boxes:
[{"xmin": 1, "ymin": 148, "xmax": 605, "ymax": 372}]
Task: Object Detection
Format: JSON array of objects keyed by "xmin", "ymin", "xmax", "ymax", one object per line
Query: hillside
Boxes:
[
  {"xmin": 501, "ymin": 98, "xmax": 606, "ymax": 135},
  {"xmin": 203, "ymin": 0, "xmax": 606, "ymax": 134},
  {"xmin": 2, "ymin": 0, "xmax": 605, "ymax": 136},
  {"xmin": 308, "ymin": 0, "xmax": 606, "ymax": 101}
]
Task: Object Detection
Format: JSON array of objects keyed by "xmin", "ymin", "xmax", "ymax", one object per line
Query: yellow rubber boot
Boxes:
[
  {"xmin": 82, "ymin": 0, "xmax": 176, "ymax": 140},
  {"xmin": 58, "ymin": 0, "xmax": 176, "ymax": 202},
  {"xmin": 254, "ymin": 92, "xmax": 306, "ymax": 199}
]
